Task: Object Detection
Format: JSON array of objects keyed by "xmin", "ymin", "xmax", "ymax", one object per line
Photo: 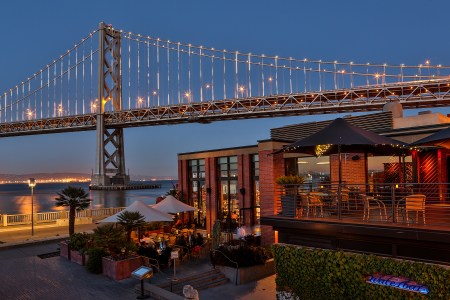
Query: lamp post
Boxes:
[{"xmin": 28, "ymin": 178, "xmax": 36, "ymax": 236}]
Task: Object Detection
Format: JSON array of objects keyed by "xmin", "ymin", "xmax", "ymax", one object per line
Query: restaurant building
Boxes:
[{"xmin": 177, "ymin": 103, "xmax": 450, "ymax": 264}]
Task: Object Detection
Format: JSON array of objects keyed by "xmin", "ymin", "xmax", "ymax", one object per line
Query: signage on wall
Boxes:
[{"xmin": 365, "ymin": 273, "xmax": 429, "ymax": 294}]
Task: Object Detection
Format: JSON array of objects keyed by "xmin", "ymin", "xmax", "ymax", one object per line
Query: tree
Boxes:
[
  {"xmin": 117, "ymin": 211, "xmax": 146, "ymax": 242},
  {"xmin": 55, "ymin": 186, "xmax": 91, "ymax": 236}
]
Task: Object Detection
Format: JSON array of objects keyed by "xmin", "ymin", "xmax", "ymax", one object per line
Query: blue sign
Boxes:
[{"xmin": 365, "ymin": 273, "xmax": 429, "ymax": 295}]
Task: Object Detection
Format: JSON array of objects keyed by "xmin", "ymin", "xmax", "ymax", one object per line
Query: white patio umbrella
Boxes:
[
  {"xmin": 99, "ymin": 200, "xmax": 173, "ymax": 223},
  {"xmin": 152, "ymin": 195, "xmax": 197, "ymax": 214}
]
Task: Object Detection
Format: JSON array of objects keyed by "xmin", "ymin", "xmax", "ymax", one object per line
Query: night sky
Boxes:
[{"xmin": 1, "ymin": 0, "xmax": 450, "ymax": 178}]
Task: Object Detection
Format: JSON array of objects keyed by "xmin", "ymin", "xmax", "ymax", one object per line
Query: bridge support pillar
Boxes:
[{"xmin": 91, "ymin": 22, "xmax": 130, "ymax": 188}]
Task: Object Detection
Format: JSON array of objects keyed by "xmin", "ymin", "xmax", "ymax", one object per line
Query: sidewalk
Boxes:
[{"xmin": 0, "ymin": 223, "xmax": 99, "ymax": 248}]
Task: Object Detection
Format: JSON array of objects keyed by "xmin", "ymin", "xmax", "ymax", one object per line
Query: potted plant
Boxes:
[
  {"xmin": 276, "ymin": 175, "xmax": 305, "ymax": 217},
  {"xmin": 93, "ymin": 223, "xmax": 141, "ymax": 281},
  {"xmin": 68, "ymin": 232, "xmax": 92, "ymax": 265}
]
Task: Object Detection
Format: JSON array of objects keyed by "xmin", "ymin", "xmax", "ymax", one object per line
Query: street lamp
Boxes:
[{"xmin": 28, "ymin": 178, "xmax": 36, "ymax": 236}]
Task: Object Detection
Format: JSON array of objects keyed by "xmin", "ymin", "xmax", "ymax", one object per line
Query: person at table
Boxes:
[
  {"xmin": 144, "ymin": 243, "xmax": 158, "ymax": 260},
  {"xmin": 157, "ymin": 246, "xmax": 172, "ymax": 268},
  {"xmin": 175, "ymin": 234, "xmax": 189, "ymax": 259},
  {"xmin": 195, "ymin": 232, "xmax": 204, "ymax": 246},
  {"xmin": 140, "ymin": 233, "xmax": 151, "ymax": 243},
  {"xmin": 137, "ymin": 241, "xmax": 147, "ymax": 256}
]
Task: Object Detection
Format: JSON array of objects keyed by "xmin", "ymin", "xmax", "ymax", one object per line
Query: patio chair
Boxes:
[
  {"xmin": 397, "ymin": 194, "xmax": 426, "ymax": 224},
  {"xmin": 298, "ymin": 193, "xmax": 309, "ymax": 217},
  {"xmin": 340, "ymin": 188, "xmax": 350, "ymax": 211},
  {"xmin": 308, "ymin": 192, "xmax": 324, "ymax": 217},
  {"xmin": 361, "ymin": 194, "xmax": 386, "ymax": 221}
]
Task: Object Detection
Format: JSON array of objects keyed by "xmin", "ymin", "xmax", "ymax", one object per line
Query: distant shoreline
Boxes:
[{"xmin": 0, "ymin": 179, "xmax": 178, "ymax": 185}]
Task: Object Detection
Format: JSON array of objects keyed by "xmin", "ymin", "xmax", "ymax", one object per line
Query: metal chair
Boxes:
[
  {"xmin": 340, "ymin": 188, "xmax": 350, "ymax": 211},
  {"xmin": 361, "ymin": 194, "xmax": 386, "ymax": 221},
  {"xmin": 298, "ymin": 193, "xmax": 309, "ymax": 217},
  {"xmin": 308, "ymin": 192, "xmax": 324, "ymax": 217}
]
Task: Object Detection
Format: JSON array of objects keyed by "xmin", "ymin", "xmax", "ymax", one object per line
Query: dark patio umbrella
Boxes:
[
  {"xmin": 412, "ymin": 126, "xmax": 450, "ymax": 149},
  {"xmin": 282, "ymin": 118, "xmax": 406, "ymax": 156},
  {"xmin": 280, "ymin": 118, "xmax": 408, "ymax": 184}
]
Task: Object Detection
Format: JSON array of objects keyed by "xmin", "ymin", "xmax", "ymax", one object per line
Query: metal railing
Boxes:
[
  {"xmin": 276, "ymin": 182, "xmax": 450, "ymax": 229},
  {"xmin": 210, "ymin": 249, "xmax": 239, "ymax": 285},
  {"xmin": 0, "ymin": 206, "xmax": 126, "ymax": 227}
]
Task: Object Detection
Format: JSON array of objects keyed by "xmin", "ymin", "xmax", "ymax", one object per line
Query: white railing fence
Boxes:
[{"xmin": 0, "ymin": 206, "xmax": 126, "ymax": 227}]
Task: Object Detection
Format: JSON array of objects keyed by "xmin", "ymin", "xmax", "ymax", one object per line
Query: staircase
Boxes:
[{"xmin": 157, "ymin": 268, "xmax": 229, "ymax": 295}]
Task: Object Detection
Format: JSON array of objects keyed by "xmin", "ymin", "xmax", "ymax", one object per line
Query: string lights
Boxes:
[{"xmin": 1, "ymin": 24, "xmax": 450, "ymax": 128}]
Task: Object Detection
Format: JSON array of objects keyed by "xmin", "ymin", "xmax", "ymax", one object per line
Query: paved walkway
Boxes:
[{"xmin": 0, "ymin": 223, "xmax": 277, "ymax": 299}]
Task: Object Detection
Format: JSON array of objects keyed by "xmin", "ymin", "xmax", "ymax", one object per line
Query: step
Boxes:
[
  {"xmin": 158, "ymin": 268, "xmax": 220, "ymax": 288},
  {"xmin": 169, "ymin": 273, "xmax": 228, "ymax": 293},
  {"xmin": 158, "ymin": 268, "xmax": 228, "ymax": 295}
]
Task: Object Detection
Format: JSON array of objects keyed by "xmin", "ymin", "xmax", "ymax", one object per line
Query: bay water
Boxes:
[{"xmin": 0, "ymin": 180, "xmax": 177, "ymax": 216}]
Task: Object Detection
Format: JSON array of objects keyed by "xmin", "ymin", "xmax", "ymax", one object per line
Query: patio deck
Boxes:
[{"xmin": 262, "ymin": 183, "xmax": 450, "ymax": 265}]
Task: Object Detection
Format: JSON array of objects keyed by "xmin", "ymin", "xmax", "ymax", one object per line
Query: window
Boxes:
[
  {"xmin": 189, "ymin": 159, "xmax": 206, "ymax": 228},
  {"xmin": 217, "ymin": 156, "xmax": 239, "ymax": 231},
  {"xmin": 252, "ymin": 154, "xmax": 260, "ymax": 225}
]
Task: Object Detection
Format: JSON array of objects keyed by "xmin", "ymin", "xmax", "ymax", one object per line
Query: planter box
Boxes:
[
  {"xmin": 70, "ymin": 250, "xmax": 88, "ymax": 266},
  {"xmin": 217, "ymin": 258, "xmax": 275, "ymax": 285},
  {"xmin": 59, "ymin": 241, "xmax": 70, "ymax": 259},
  {"xmin": 102, "ymin": 256, "xmax": 143, "ymax": 281}
]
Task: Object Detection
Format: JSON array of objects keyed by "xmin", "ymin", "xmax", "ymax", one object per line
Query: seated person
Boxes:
[
  {"xmin": 140, "ymin": 233, "xmax": 152, "ymax": 244},
  {"xmin": 175, "ymin": 234, "xmax": 189, "ymax": 260},
  {"xmin": 157, "ymin": 246, "xmax": 172, "ymax": 268},
  {"xmin": 195, "ymin": 233, "xmax": 204, "ymax": 246},
  {"xmin": 174, "ymin": 218, "xmax": 183, "ymax": 229},
  {"xmin": 145, "ymin": 244, "xmax": 158, "ymax": 260},
  {"xmin": 137, "ymin": 242, "xmax": 147, "ymax": 256}
]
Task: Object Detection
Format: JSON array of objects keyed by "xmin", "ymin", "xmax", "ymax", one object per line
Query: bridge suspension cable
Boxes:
[{"xmin": 2, "ymin": 24, "xmax": 450, "ymax": 128}]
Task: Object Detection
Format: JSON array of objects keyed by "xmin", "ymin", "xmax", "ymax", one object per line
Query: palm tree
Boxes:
[
  {"xmin": 117, "ymin": 211, "xmax": 146, "ymax": 242},
  {"xmin": 93, "ymin": 223, "xmax": 127, "ymax": 259},
  {"xmin": 55, "ymin": 186, "xmax": 91, "ymax": 236}
]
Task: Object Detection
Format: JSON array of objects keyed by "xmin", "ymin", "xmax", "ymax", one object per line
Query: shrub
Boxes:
[
  {"xmin": 86, "ymin": 247, "xmax": 108, "ymax": 274},
  {"xmin": 211, "ymin": 239, "xmax": 273, "ymax": 268},
  {"xmin": 272, "ymin": 244, "xmax": 450, "ymax": 299},
  {"xmin": 68, "ymin": 232, "xmax": 92, "ymax": 253},
  {"xmin": 275, "ymin": 175, "xmax": 305, "ymax": 185}
]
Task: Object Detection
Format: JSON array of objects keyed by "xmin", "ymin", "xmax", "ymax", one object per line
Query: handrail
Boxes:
[
  {"xmin": 0, "ymin": 206, "xmax": 127, "ymax": 227},
  {"xmin": 210, "ymin": 249, "xmax": 239, "ymax": 285}
]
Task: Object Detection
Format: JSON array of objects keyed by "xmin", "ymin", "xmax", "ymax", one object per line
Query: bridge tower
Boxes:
[{"xmin": 91, "ymin": 22, "xmax": 130, "ymax": 187}]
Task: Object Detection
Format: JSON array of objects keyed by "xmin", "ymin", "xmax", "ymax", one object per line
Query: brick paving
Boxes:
[
  {"xmin": 0, "ymin": 224, "xmax": 277, "ymax": 300},
  {"xmin": 0, "ymin": 241, "xmax": 137, "ymax": 300}
]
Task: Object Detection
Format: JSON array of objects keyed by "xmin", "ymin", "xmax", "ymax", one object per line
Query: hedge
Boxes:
[{"xmin": 272, "ymin": 244, "xmax": 450, "ymax": 299}]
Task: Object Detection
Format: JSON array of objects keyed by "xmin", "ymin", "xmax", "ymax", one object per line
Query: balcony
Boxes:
[{"xmin": 261, "ymin": 182, "xmax": 450, "ymax": 264}]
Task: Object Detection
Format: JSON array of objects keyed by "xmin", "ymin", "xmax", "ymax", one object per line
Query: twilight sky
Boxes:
[{"xmin": 1, "ymin": 0, "xmax": 450, "ymax": 178}]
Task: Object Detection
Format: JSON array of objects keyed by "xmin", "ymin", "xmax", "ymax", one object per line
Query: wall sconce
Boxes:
[
  {"xmin": 351, "ymin": 155, "xmax": 360, "ymax": 161},
  {"xmin": 239, "ymin": 188, "xmax": 246, "ymax": 195},
  {"xmin": 206, "ymin": 187, "xmax": 212, "ymax": 194}
]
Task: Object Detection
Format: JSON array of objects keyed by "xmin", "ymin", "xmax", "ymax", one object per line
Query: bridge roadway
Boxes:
[{"xmin": 1, "ymin": 79, "xmax": 450, "ymax": 137}]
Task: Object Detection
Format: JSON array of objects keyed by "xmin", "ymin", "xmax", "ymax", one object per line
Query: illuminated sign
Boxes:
[{"xmin": 365, "ymin": 274, "xmax": 429, "ymax": 294}]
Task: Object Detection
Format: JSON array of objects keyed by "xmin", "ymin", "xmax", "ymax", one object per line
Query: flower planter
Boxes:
[
  {"xmin": 216, "ymin": 258, "xmax": 275, "ymax": 285},
  {"xmin": 70, "ymin": 250, "xmax": 88, "ymax": 266},
  {"xmin": 59, "ymin": 241, "xmax": 70, "ymax": 259},
  {"xmin": 102, "ymin": 255, "xmax": 143, "ymax": 281}
]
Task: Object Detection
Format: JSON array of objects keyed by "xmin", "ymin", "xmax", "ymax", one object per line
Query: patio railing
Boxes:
[
  {"xmin": 276, "ymin": 182, "xmax": 450, "ymax": 229},
  {"xmin": 0, "ymin": 206, "xmax": 126, "ymax": 227}
]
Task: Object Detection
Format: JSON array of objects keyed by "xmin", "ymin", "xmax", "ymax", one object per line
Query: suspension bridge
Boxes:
[{"xmin": 1, "ymin": 22, "xmax": 450, "ymax": 187}]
